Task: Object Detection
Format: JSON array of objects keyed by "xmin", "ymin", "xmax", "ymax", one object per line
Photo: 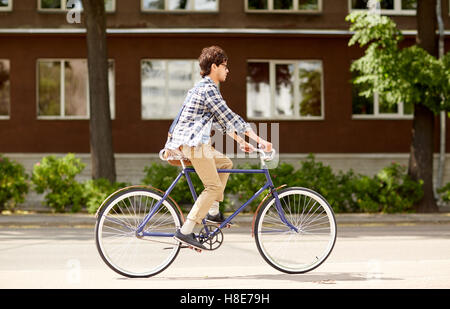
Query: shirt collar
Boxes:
[
  {"xmin": 203, "ymin": 76, "xmax": 214, "ymax": 84},
  {"xmin": 203, "ymin": 76, "xmax": 219, "ymax": 88}
]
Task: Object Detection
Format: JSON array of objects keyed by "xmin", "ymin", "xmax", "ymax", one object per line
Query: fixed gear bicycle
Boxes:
[{"xmin": 94, "ymin": 148, "xmax": 337, "ymax": 278}]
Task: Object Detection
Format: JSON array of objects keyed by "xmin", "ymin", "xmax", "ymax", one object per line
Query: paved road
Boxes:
[{"xmin": 1, "ymin": 223, "xmax": 450, "ymax": 289}]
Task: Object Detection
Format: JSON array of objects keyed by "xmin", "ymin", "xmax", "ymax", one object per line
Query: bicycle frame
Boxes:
[{"xmin": 135, "ymin": 167, "xmax": 298, "ymax": 237}]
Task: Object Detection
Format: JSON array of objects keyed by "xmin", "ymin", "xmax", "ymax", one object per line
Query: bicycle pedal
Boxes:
[{"xmin": 188, "ymin": 245, "xmax": 202, "ymax": 253}]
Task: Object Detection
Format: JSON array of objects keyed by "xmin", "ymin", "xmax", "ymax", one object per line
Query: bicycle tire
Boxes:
[
  {"xmin": 95, "ymin": 186, "xmax": 182, "ymax": 278},
  {"xmin": 254, "ymin": 187, "xmax": 337, "ymax": 274}
]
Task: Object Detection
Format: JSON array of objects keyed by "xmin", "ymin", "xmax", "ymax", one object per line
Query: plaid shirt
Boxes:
[{"xmin": 165, "ymin": 76, "xmax": 251, "ymax": 150}]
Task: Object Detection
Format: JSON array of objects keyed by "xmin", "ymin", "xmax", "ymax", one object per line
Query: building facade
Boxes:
[{"xmin": 0, "ymin": 1, "xmax": 450, "ymax": 204}]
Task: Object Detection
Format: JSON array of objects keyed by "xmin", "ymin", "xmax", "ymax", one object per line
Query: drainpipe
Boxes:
[{"xmin": 435, "ymin": 0, "xmax": 446, "ymax": 203}]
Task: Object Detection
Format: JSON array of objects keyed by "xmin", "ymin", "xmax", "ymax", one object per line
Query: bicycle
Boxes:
[{"xmin": 95, "ymin": 148, "xmax": 337, "ymax": 278}]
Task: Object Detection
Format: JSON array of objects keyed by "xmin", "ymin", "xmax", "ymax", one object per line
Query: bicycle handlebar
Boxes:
[{"xmin": 255, "ymin": 148, "xmax": 276, "ymax": 161}]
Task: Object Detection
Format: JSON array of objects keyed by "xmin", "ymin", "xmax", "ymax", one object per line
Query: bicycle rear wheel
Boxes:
[
  {"xmin": 95, "ymin": 187, "xmax": 182, "ymax": 278},
  {"xmin": 254, "ymin": 187, "xmax": 337, "ymax": 274}
]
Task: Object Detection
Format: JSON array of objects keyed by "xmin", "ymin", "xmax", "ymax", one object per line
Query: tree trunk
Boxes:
[
  {"xmin": 82, "ymin": 0, "xmax": 116, "ymax": 183},
  {"xmin": 408, "ymin": 0, "xmax": 438, "ymax": 212}
]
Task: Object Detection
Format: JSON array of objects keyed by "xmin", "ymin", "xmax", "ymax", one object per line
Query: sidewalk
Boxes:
[{"xmin": 1, "ymin": 210, "xmax": 450, "ymax": 228}]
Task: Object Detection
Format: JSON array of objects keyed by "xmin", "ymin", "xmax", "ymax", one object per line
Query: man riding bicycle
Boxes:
[{"xmin": 163, "ymin": 46, "xmax": 272, "ymax": 250}]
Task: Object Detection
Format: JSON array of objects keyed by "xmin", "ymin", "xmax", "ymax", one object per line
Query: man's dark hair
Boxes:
[{"xmin": 198, "ymin": 46, "xmax": 228, "ymax": 78}]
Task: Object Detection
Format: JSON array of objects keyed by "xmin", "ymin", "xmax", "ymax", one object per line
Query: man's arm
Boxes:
[
  {"xmin": 244, "ymin": 130, "xmax": 272, "ymax": 151},
  {"xmin": 227, "ymin": 129, "xmax": 272, "ymax": 153}
]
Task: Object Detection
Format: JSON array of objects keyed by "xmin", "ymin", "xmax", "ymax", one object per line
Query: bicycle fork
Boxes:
[
  {"xmin": 263, "ymin": 169, "xmax": 299, "ymax": 233},
  {"xmin": 271, "ymin": 188, "xmax": 299, "ymax": 233}
]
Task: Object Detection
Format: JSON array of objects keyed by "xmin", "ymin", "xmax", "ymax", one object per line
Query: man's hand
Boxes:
[
  {"xmin": 240, "ymin": 142, "xmax": 255, "ymax": 153},
  {"xmin": 258, "ymin": 139, "xmax": 273, "ymax": 152}
]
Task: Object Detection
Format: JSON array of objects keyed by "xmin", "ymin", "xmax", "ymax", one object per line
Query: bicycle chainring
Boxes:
[{"xmin": 198, "ymin": 225, "xmax": 224, "ymax": 251}]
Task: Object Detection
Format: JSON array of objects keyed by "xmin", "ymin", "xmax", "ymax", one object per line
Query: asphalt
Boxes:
[{"xmin": 1, "ymin": 209, "xmax": 450, "ymax": 228}]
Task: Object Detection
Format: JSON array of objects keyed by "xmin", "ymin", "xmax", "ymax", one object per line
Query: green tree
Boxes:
[{"xmin": 346, "ymin": 8, "xmax": 449, "ymax": 212}]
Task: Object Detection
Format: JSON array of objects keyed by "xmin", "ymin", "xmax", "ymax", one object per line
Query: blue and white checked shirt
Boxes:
[{"xmin": 165, "ymin": 76, "xmax": 251, "ymax": 150}]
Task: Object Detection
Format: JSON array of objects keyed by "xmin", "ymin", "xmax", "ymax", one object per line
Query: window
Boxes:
[
  {"xmin": 39, "ymin": 0, "xmax": 115, "ymax": 12},
  {"xmin": 141, "ymin": 0, "xmax": 219, "ymax": 11},
  {"xmin": 349, "ymin": 0, "xmax": 416, "ymax": 15},
  {"xmin": 351, "ymin": 69, "xmax": 413, "ymax": 119},
  {"xmin": 0, "ymin": 0, "xmax": 12, "ymax": 11},
  {"xmin": 247, "ymin": 60, "xmax": 324, "ymax": 120},
  {"xmin": 37, "ymin": 59, "xmax": 115, "ymax": 119},
  {"xmin": 246, "ymin": 0, "xmax": 321, "ymax": 12},
  {"xmin": 0, "ymin": 60, "xmax": 10, "ymax": 119},
  {"xmin": 141, "ymin": 59, "xmax": 201, "ymax": 119}
]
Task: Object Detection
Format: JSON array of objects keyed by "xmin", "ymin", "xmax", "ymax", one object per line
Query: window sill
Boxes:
[
  {"xmin": 245, "ymin": 10, "xmax": 322, "ymax": 15},
  {"xmin": 349, "ymin": 9, "xmax": 416, "ymax": 16},
  {"xmin": 247, "ymin": 116, "xmax": 324, "ymax": 121},
  {"xmin": 352, "ymin": 114, "xmax": 413, "ymax": 120},
  {"xmin": 140, "ymin": 10, "xmax": 219, "ymax": 14}
]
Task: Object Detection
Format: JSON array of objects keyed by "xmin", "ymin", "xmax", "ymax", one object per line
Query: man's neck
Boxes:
[{"xmin": 207, "ymin": 74, "xmax": 220, "ymax": 86}]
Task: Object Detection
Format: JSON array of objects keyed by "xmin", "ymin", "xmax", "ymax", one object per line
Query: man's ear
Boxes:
[{"xmin": 211, "ymin": 63, "xmax": 218, "ymax": 71}]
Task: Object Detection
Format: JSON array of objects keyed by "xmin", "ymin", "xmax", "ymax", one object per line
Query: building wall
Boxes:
[
  {"xmin": 1, "ymin": 0, "xmax": 450, "ymax": 210},
  {"xmin": 1, "ymin": 33, "xmax": 449, "ymax": 154},
  {"xmin": 2, "ymin": 0, "xmax": 449, "ymax": 30}
]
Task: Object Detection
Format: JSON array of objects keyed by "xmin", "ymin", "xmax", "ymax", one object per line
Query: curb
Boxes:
[{"xmin": 1, "ymin": 212, "xmax": 450, "ymax": 228}]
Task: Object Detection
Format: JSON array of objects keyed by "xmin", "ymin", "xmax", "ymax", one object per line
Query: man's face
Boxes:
[{"xmin": 216, "ymin": 61, "xmax": 229, "ymax": 82}]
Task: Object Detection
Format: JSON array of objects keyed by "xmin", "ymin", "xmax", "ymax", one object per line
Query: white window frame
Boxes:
[
  {"xmin": 141, "ymin": 0, "xmax": 219, "ymax": 12},
  {"xmin": 37, "ymin": 0, "xmax": 116, "ymax": 12},
  {"xmin": 245, "ymin": 0, "xmax": 322, "ymax": 13},
  {"xmin": 141, "ymin": 59, "xmax": 201, "ymax": 120},
  {"xmin": 348, "ymin": 0, "xmax": 416, "ymax": 16},
  {"xmin": 0, "ymin": 59, "xmax": 10, "ymax": 120},
  {"xmin": 36, "ymin": 59, "xmax": 115, "ymax": 120},
  {"xmin": 0, "ymin": 0, "xmax": 12, "ymax": 11},
  {"xmin": 247, "ymin": 59, "xmax": 325, "ymax": 121},
  {"xmin": 352, "ymin": 92, "xmax": 414, "ymax": 119}
]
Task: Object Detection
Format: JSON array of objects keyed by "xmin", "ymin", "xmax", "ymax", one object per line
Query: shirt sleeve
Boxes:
[{"xmin": 204, "ymin": 84, "xmax": 251, "ymax": 135}]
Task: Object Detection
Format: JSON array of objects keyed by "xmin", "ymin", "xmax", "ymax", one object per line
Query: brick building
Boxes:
[{"xmin": 0, "ymin": 1, "xmax": 449, "ymax": 208}]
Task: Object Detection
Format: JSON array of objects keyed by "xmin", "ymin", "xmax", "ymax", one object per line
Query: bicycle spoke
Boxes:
[
  {"xmin": 96, "ymin": 189, "xmax": 181, "ymax": 278},
  {"xmin": 256, "ymin": 188, "xmax": 336, "ymax": 274}
]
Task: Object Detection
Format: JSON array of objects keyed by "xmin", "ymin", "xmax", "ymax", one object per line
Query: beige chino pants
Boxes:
[{"xmin": 181, "ymin": 143, "xmax": 233, "ymax": 224}]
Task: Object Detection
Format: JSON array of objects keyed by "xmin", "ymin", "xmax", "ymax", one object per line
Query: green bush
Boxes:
[
  {"xmin": 83, "ymin": 178, "xmax": 130, "ymax": 214},
  {"xmin": 141, "ymin": 163, "xmax": 202, "ymax": 211},
  {"xmin": 375, "ymin": 162, "xmax": 423, "ymax": 213},
  {"xmin": 438, "ymin": 182, "xmax": 450, "ymax": 202},
  {"xmin": 0, "ymin": 154, "xmax": 29, "ymax": 212},
  {"xmin": 350, "ymin": 163, "xmax": 424, "ymax": 213},
  {"xmin": 31, "ymin": 153, "xmax": 86, "ymax": 213},
  {"xmin": 141, "ymin": 162, "xmax": 235, "ymax": 212},
  {"xmin": 141, "ymin": 155, "xmax": 424, "ymax": 214}
]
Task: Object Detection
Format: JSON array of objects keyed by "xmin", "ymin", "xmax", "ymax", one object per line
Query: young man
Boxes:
[{"xmin": 164, "ymin": 46, "xmax": 272, "ymax": 250}]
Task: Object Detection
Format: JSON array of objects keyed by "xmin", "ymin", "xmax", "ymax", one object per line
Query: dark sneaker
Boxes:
[
  {"xmin": 173, "ymin": 229, "xmax": 206, "ymax": 250},
  {"xmin": 206, "ymin": 212, "xmax": 230, "ymax": 225}
]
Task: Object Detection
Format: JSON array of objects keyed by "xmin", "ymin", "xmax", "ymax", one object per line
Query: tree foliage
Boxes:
[{"xmin": 346, "ymin": 11, "xmax": 450, "ymax": 114}]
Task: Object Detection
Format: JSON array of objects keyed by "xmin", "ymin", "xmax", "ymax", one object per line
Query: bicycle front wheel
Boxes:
[
  {"xmin": 95, "ymin": 187, "xmax": 182, "ymax": 278},
  {"xmin": 254, "ymin": 187, "xmax": 337, "ymax": 274}
]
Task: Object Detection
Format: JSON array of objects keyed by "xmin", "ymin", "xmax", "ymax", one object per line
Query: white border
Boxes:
[
  {"xmin": 0, "ymin": 28, "xmax": 448, "ymax": 35},
  {"xmin": 0, "ymin": 59, "xmax": 10, "ymax": 119},
  {"xmin": 247, "ymin": 59, "xmax": 325, "ymax": 121},
  {"xmin": 37, "ymin": 0, "xmax": 116, "ymax": 13},
  {"xmin": 141, "ymin": 0, "xmax": 219, "ymax": 12},
  {"xmin": 245, "ymin": 0, "xmax": 322, "ymax": 13},
  {"xmin": 348, "ymin": 0, "xmax": 416, "ymax": 16},
  {"xmin": 36, "ymin": 58, "xmax": 115, "ymax": 120},
  {"xmin": 0, "ymin": 0, "xmax": 12, "ymax": 11},
  {"xmin": 140, "ymin": 58, "xmax": 200, "ymax": 120},
  {"xmin": 352, "ymin": 91, "xmax": 414, "ymax": 120}
]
